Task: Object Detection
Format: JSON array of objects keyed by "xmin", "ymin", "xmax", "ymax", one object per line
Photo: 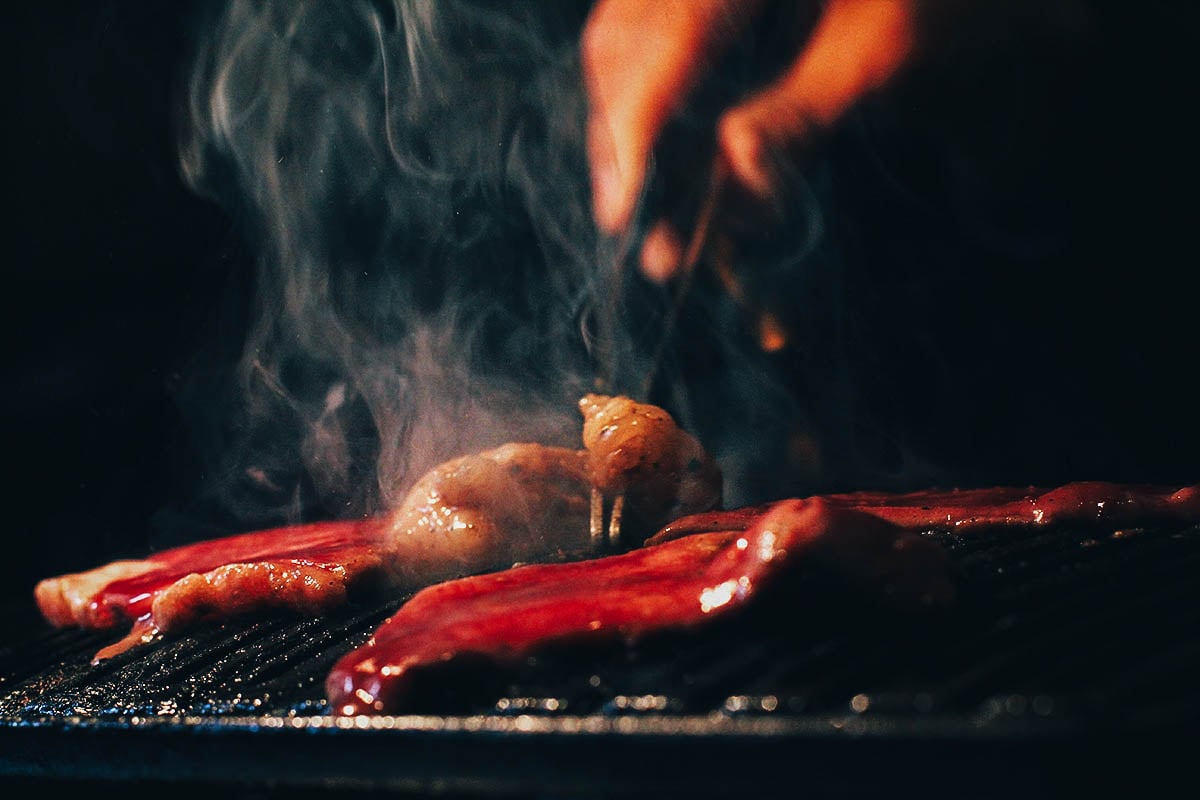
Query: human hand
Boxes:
[{"xmin": 581, "ymin": 0, "xmax": 920, "ymax": 282}]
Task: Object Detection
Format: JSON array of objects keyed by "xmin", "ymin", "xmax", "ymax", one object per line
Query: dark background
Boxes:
[
  {"xmin": 4, "ymin": 3, "xmax": 248, "ymax": 596},
  {"xmin": 5, "ymin": 1, "xmax": 1199, "ymax": 600}
]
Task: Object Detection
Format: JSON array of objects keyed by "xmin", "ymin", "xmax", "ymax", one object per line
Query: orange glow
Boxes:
[{"xmin": 758, "ymin": 312, "xmax": 788, "ymax": 353}]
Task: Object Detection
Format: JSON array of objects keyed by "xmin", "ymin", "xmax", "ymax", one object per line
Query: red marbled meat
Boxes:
[{"xmin": 328, "ymin": 481, "xmax": 1200, "ymax": 715}]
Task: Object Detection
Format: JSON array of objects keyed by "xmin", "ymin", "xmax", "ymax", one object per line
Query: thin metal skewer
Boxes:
[
  {"xmin": 590, "ymin": 489, "xmax": 626, "ymax": 553},
  {"xmin": 590, "ymin": 487, "xmax": 606, "ymax": 551},
  {"xmin": 639, "ymin": 159, "xmax": 728, "ymax": 400},
  {"xmin": 590, "ymin": 160, "xmax": 727, "ymax": 555},
  {"xmin": 607, "ymin": 494, "xmax": 624, "ymax": 549}
]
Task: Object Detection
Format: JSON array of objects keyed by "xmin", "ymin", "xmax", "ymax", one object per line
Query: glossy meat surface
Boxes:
[
  {"xmin": 34, "ymin": 519, "xmax": 388, "ymax": 660},
  {"xmin": 34, "ymin": 519, "xmax": 382, "ymax": 631},
  {"xmin": 378, "ymin": 443, "xmax": 592, "ymax": 586},
  {"xmin": 327, "ymin": 480, "xmax": 1200, "ymax": 714},
  {"xmin": 650, "ymin": 482, "xmax": 1200, "ymax": 544},
  {"xmin": 326, "ymin": 497, "xmax": 952, "ymax": 714},
  {"xmin": 579, "ymin": 393, "xmax": 722, "ymax": 538}
]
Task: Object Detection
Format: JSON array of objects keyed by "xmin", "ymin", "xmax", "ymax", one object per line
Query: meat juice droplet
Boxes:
[{"xmin": 92, "ymin": 617, "xmax": 159, "ymax": 663}]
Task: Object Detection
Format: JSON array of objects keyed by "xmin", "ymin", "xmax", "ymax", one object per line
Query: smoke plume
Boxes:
[{"xmin": 172, "ymin": 0, "xmax": 923, "ymax": 531}]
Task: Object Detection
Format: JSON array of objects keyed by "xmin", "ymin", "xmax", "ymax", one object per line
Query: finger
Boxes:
[
  {"xmin": 581, "ymin": 0, "xmax": 764, "ymax": 233},
  {"xmin": 717, "ymin": 0, "xmax": 918, "ymax": 201}
]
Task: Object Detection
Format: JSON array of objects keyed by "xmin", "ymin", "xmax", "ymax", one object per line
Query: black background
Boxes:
[
  {"xmin": 5, "ymin": 3, "xmax": 246, "ymax": 596},
  {"xmin": 5, "ymin": 1, "xmax": 1199, "ymax": 600}
]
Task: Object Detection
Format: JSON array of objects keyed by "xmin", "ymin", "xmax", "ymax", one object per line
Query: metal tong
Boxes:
[{"xmin": 589, "ymin": 159, "xmax": 729, "ymax": 554}]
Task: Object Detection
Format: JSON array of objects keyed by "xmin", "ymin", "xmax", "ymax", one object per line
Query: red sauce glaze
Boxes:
[
  {"xmin": 93, "ymin": 519, "xmax": 378, "ymax": 627},
  {"xmin": 327, "ymin": 481, "xmax": 1200, "ymax": 715}
]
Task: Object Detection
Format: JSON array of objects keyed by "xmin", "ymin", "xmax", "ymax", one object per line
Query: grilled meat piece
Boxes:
[
  {"xmin": 327, "ymin": 497, "xmax": 953, "ymax": 714},
  {"xmin": 378, "ymin": 443, "xmax": 593, "ymax": 585},
  {"xmin": 650, "ymin": 482, "xmax": 1200, "ymax": 544},
  {"xmin": 579, "ymin": 393, "xmax": 722, "ymax": 541},
  {"xmin": 34, "ymin": 519, "xmax": 387, "ymax": 657},
  {"xmin": 327, "ymin": 480, "xmax": 1200, "ymax": 715}
]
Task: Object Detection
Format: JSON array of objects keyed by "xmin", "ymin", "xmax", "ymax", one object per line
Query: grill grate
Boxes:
[{"xmin": 1, "ymin": 520, "xmax": 1198, "ymax": 796}]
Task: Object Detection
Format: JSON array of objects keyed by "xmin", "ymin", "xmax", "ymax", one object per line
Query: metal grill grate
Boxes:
[{"xmin": 1, "ymin": 520, "xmax": 1198, "ymax": 797}]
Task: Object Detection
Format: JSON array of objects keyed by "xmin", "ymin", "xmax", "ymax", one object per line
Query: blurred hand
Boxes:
[{"xmin": 581, "ymin": 0, "xmax": 919, "ymax": 282}]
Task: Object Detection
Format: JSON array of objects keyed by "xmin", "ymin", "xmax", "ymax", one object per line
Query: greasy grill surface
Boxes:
[{"xmin": 1, "ymin": 519, "xmax": 1198, "ymax": 797}]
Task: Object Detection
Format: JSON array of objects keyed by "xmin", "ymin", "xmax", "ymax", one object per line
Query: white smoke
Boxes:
[{"xmin": 178, "ymin": 0, "xmax": 609, "ymax": 521}]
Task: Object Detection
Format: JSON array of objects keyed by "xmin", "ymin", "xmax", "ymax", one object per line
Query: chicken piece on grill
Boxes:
[
  {"xmin": 579, "ymin": 393, "xmax": 722, "ymax": 542},
  {"xmin": 34, "ymin": 395, "xmax": 722, "ymax": 660},
  {"xmin": 378, "ymin": 443, "xmax": 593, "ymax": 586}
]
